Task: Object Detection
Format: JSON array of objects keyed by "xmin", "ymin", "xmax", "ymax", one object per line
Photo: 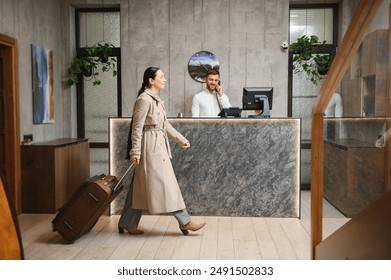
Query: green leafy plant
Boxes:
[
  {"xmin": 314, "ymin": 53, "xmax": 333, "ymax": 75},
  {"xmin": 290, "ymin": 35, "xmax": 332, "ymax": 86},
  {"xmin": 67, "ymin": 42, "xmax": 117, "ymax": 86}
]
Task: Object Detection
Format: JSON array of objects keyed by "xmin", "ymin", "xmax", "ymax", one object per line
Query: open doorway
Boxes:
[
  {"xmin": 74, "ymin": 8, "xmax": 121, "ymax": 177},
  {"xmin": 288, "ymin": 4, "xmax": 338, "ymax": 189}
]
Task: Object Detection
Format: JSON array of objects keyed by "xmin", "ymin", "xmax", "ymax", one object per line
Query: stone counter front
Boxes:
[{"xmin": 109, "ymin": 118, "xmax": 301, "ymax": 218}]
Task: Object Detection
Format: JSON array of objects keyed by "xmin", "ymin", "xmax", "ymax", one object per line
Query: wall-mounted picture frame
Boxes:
[{"xmin": 31, "ymin": 44, "xmax": 54, "ymax": 124}]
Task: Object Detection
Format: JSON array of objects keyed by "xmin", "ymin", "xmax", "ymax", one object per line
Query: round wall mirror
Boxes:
[{"xmin": 188, "ymin": 51, "xmax": 220, "ymax": 83}]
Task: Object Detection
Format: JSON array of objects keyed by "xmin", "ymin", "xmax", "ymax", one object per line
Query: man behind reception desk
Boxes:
[{"xmin": 191, "ymin": 69, "xmax": 232, "ymax": 117}]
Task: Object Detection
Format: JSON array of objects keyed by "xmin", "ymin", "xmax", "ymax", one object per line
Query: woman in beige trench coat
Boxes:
[{"xmin": 118, "ymin": 67, "xmax": 206, "ymax": 235}]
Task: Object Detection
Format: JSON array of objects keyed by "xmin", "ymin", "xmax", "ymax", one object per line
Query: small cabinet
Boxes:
[
  {"xmin": 21, "ymin": 138, "xmax": 90, "ymax": 213},
  {"xmin": 324, "ymin": 139, "xmax": 384, "ymax": 217}
]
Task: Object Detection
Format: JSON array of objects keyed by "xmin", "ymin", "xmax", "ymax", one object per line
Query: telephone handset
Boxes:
[
  {"xmin": 215, "ymin": 81, "xmax": 221, "ymax": 92},
  {"xmin": 215, "ymin": 81, "xmax": 223, "ymax": 111}
]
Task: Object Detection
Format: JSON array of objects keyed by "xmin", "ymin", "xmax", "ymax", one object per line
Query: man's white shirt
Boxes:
[
  {"xmin": 191, "ymin": 90, "xmax": 232, "ymax": 117},
  {"xmin": 325, "ymin": 93, "xmax": 343, "ymax": 117}
]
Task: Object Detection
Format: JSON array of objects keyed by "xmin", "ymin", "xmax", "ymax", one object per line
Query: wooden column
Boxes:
[{"xmin": 310, "ymin": 0, "xmax": 382, "ymax": 259}]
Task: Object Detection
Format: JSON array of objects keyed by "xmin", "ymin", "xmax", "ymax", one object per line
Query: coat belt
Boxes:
[
  {"xmin": 143, "ymin": 125, "xmax": 158, "ymax": 131},
  {"xmin": 142, "ymin": 126, "xmax": 172, "ymax": 158}
]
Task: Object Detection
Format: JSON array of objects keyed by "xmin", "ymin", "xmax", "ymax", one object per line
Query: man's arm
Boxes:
[
  {"xmin": 218, "ymin": 94, "xmax": 232, "ymax": 109},
  {"xmin": 334, "ymin": 94, "xmax": 343, "ymax": 117}
]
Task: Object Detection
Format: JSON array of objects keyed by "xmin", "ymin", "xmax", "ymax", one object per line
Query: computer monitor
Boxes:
[{"xmin": 242, "ymin": 87, "xmax": 273, "ymax": 118}]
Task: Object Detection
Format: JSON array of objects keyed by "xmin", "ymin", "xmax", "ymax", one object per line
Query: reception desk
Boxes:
[{"xmin": 109, "ymin": 118, "xmax": 301, "ymax": 218}]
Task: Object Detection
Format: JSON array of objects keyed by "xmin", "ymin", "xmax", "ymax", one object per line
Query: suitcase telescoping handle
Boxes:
[{"xmin": 111, "ymin": 163, "xmax": 134, "ymax": 193}]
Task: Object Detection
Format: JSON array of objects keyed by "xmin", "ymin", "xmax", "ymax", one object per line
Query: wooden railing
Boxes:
[
  {"xmin": 0, "ymin": 172, "xmax": 24, "ymax": 260},
  {"xmin": 310, "ymin": 0, "xmax": 383, "ymax": 259}
]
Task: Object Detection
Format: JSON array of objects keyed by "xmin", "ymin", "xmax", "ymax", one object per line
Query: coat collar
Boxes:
[
  {"xmin": 145, "ymin": 88, "xmax": 160, "ymax": 101},
  {"xmin": 144, "ymin": 88, "xmax": 165, "ymax": 107}
]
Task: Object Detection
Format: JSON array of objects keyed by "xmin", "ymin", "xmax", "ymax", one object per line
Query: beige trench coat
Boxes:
[{"xmin": 129, "ymin": 89, "xmax": 188, "ymax": 214}]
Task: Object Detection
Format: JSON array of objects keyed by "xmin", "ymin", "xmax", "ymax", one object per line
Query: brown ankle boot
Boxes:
[
  {"xmin": 118, "ymin": 226, "xmax": 144, "ymax": 235},
  {"xmin": 179, "ymin": 221, "xmax": 206, "ymax": 235}
]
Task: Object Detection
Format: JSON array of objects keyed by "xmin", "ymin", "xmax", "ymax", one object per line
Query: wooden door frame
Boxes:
[
  {"xmin": 386, "ymin": 4, "xmax": 391, "ymax": 192},
  {"xmin": 0, "ymin": 33, "xmax": 21, "ymax": 214}
]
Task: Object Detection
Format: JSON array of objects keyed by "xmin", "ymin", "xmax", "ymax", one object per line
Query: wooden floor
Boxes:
[{"xmin": 18, "ymin": 191, "xmax": 349, "ymax": 260}]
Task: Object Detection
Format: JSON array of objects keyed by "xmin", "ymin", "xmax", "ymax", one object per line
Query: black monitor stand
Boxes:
[{"xmin": 248, "ymin": 97, "xmax": 270, "ymax": 118}]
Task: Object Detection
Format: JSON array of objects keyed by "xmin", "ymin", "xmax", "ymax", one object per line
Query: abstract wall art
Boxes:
[{"xmin": 31, "ymin": 44, "xmax": 54, "ymax": 124}]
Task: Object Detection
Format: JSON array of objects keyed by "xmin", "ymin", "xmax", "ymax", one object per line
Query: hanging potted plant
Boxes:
[
  {"xmin": 289, "ymin": 35, "xmax": 332, "ymax": 86},
  {"xmin": 86, "ymin": 42, "xmax": 114, "ymax": 63},
  {"xmin": 67, "ymin": 56, "xmax": 95, "ymax": 85},
  {"xmin": 314, "ymin": 54, "xmax": 332, "ymax": 75},
  {"xmin": 290, "ymin": 35, "xmax": 320, "ymax": 62},
  {"xmin": 67, "ymin": 42, "xmax": 117, "ymax": 86}
]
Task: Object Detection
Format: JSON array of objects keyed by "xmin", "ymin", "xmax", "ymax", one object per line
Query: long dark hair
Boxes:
[{"xmin": 137, "ymin": 67, "xmax": 160, "ymax": 96}]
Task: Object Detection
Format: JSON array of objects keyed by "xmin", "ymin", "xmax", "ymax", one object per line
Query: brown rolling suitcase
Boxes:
[{"xmin": 52, "ymin": 164, "xmax": 133, "ymax": 243}]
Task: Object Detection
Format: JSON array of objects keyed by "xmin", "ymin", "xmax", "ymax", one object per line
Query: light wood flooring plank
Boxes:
[
  {"xmin": 135, "ymin": 215, "xmax": 172, "ymax": 259},
  {"xmin": 252, "ymin": 217, "xmax": 280, "ymax": 260},
  {"xmin": 85, "ymin": 215, "xmax": 129, "ymax": 260},
  {"xmin": 232, "ymin": 216, "xmax": 257, "ymax": 241},
  {"xmin": 233, "ymin": 239, "xmax": 262, "ymax": 260},
  {"xmin": 90, "ymin": 226, "xmax": 125, "ymax": 259},
  {"xmin": 266, "ymin": 218, "xmax": 298, "ymax": 260},
  {"xmin": 17, "ymin": 192, "xmax": 350, "ymax": 260},
  {"xmin": 72, "ymin": 216, "xmax": 118, "ymax": 259},
  {"xmin": 216, "ymin": 217, "xmax": 235, "ymax": 260},
  {"xmin": 21, "ymin": 214, "xmax": 67, "ymax": 259},
  {"xmin": 171, "ymin": 216, "xmax": 205, "ymax": 260},
  {"xmin": 199, "ymin": 216, "xmax": 218, "ymax": 259},
  {"xmin": 153, "ymin": 217, "xmax": 181, "ymax": 259},
  {"xmin": 172, "ymin": 236, "xmax": 202, "ymax": 260},
  {"xmin": 299, "ymin": 218, "xmax": 311, "ymax": 236},
  {"xmin": 232, "ymin": 217, "xmax": 261, "ymax": 259},
  {"xmin": 279, "ymin": 218, "xmax": 310, "ymax": 260},
  {"xmin": 107, "ymin": 215, "xmax": 158, "ymax": 260},
  {"xmin": 300, "ymin": 191, "xmax": 311, "ymax": 219},
  {"xmin": 50, "ymin": 215, "xmax": 112, "ymax": 260}
]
